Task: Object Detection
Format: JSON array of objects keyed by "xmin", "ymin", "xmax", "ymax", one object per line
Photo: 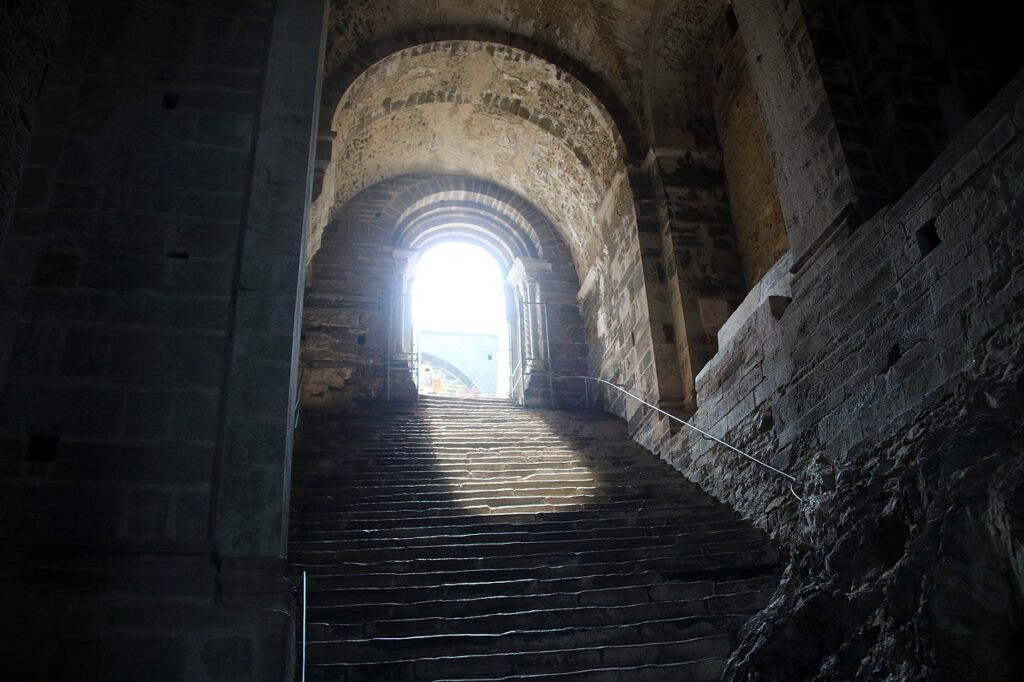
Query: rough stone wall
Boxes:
[
  {"xmin": 712, "ymin": 29, "xmax": 789, "ymax": 289},
  {"xmin": 0, "ymin": 0, "xmax": 69, "ymax": 250},
  {"xmin": 652, "ymin": 69, "xmax": 1024, "ymax": 678}
]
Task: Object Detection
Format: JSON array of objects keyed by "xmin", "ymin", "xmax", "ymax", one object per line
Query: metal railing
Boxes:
[
  {"xmin": 300, "ymin": 570, "xmax": 308, "ymax": 682},
  {"xmin": 554, "ymin": 373, "xmax": 805, "ymax": 503}
]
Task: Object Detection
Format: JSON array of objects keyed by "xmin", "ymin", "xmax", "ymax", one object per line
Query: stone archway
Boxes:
[
  {"xmin": 300, "ymin": 175, "xmax": 589, "ymax": 409},
  {"xmin": 305, "ymin": 37, "xmax": 687, "ymax": 426}
]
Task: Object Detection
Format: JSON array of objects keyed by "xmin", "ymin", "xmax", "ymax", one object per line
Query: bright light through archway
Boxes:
[{"xmin": 412, "ymin": 242, "xmax": 510, "ymax": 398}]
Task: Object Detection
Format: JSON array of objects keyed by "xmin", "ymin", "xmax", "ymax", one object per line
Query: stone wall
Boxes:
[
  {"xmin": 0, "ymin": 0, "xmax": 68, "ymax": 249},
  {"xmin": 732, "ymin": 0, "xmax": 861, "ymax": 269},
  {"xmin": 712, "ymin": 27, "xmax": 789, "ymax": 290},
  {"xmin": 0, "ymin": 0, "xmax": 327, "ymax": 678},
  {"xmin": 649, "ymin": 68, "xmax": 1024, "ymax": 678},
  {"xmin": 802, "ymin": 0, "xmax": 1024, "ymax": 203}
]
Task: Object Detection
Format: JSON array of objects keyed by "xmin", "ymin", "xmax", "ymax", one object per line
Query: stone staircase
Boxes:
[{"xmin": 289, "ymin": 397, "xmax": 780, "ymax": 681}]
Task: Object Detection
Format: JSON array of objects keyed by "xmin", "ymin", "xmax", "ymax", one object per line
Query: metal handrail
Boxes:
[
  {"xmin": 554, "ymin": 374, "xmax": 805, "ymax": 503},
  {"xmin": 301, "ymin": 570, "xmax": 307, "ymax": 682}
]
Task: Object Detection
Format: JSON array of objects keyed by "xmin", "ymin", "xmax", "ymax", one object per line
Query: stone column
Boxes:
[
  {"xmin": 733, "ymin": 0, "xmax": 860, "ymax": 273},
  {"xmin": 213, "ymin": 0, "xmax": 328, "ymax": 605},
  {"xmin": 389, "ymin": 248, "xmax": 418, "ymax": 359},
  {"xmin": 507, "ymin": 257, "xmax": 553, "ymax": 404}
]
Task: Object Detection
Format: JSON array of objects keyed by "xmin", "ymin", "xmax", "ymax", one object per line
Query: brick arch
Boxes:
[
  {"xmin": 317, "ymin": 27, "xmax": 646, "ymax": 166},
  {"xmin": 302, "ymin": 173, "xmax": 590, "ymax": 408},
  {"xmin": 384, "ymin": 176, "xmax": 571, "ymax": 272}
]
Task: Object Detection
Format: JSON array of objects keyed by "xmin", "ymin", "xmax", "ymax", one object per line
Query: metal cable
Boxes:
[{"xmin": 553, "ymin": 374, "xmax": 805, "ymax": 503}]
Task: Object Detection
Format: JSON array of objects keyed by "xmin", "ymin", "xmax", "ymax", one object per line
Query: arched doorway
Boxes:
[{"xmin": 411, "ymin": 242, "xmax": 511, "ymax": 399}]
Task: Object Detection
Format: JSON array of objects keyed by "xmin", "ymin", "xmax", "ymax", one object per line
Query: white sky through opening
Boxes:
[{"xmin": 411, "ymin": 242, "xmax": 510, "ymax": 397}]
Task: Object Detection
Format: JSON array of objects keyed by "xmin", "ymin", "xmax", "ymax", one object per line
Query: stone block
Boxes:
[
  {"xmin": 940, "ymin": 148, "xmax": 982, "ymax": 199},
  {"xmin": 51, "ymin": 442, "xmax": 213, "ymax": 488},
  {"xmin": 163, "ymin": 258, "xmax": 236, "ymax": 296},
  {"xmin": 26, "ymin": 290, "xmax": 147, "ymax": 324},
  {"xmin": 170, "ymin": 390, "xmax": 219, "ymax": 443},
  {"xmin": 61, "ymin": 326, "xmax": 111, "ymax": 377},
  {"xmin": 144, "ymin": 294, "xmax": 230, "ymax": 331},
  {"xmin": 30, "ymin": 251, "xmax": 80, "ymax": 287},
  {"xmin": 173, "ymin": 490, "xmax": 212, "ymax": 541},
  {"xmin": 124, "ymin": 391, "xmax": 171, "ymax": 437},
  {"xmin": 202, "ymin": 636, "xmax": 255, "ymax": 680},
  {"xmin": 48, "ymin": 636, "xmax": 187, "ymax": 682},
  {"xmin": 125, "ymin": 489, "xmax": 172, "ymax": 538},
  {"xmin": 978, "ymin": 114, "xmax": 1017, "ymax": 164},
  {"xmin": 8, "ymin": 322, "xmax": 61, "ymax": 378},
  {"xmin": 80, "ymin": 254, "xmax": 165, "ymax": 292}
]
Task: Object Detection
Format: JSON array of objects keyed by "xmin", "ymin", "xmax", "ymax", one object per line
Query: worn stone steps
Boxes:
[
  {"xmin": 306, "ymin": 636, "xmax": 731, "ymax": 680},
  {"xmin": 293, "ymin": 517, "xmax": 752, "ymax": 547},
  {"xmin": 291, "ymin": 528, "xmax": 766, "ymax": 564},
  {"xmin": 292, "ymin": 506, "xmax": 738, "ymax": 533},
  {"xmin": 292, "ymin": 499, "xmax": 724, "ymax": 522},
  {"xmin": 430, "ymin": 657, "xmax": 727, "ymax": 682},
  {"xmin": 308, "ymin": 618, "xmax": 734, "ymax": 662},
  {"xmin": 303, "ymin": 573, "xmax": 779, "ymax": 606},
  {"xmin": 307, "ymin": 587, "xmax": 773, "ymax": 641},
  {"xmin": 289, "ymin": 399, "xmax": 780, "ymax": 679}
]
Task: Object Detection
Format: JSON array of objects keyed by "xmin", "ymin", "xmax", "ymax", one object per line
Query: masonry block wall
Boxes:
[
  {"xmin": 711, "ymin": 21, "xmax": 789, "ymax": 291},
  {"xmin": 0, "ymin": 1, "xmax": 327, "ymax": 678},
  {"xmin": 655, "ymin": 69, "xmax": 1024, "ymax": 678},
  {"xmin": 0, "ymin": 0, "xmax": 69, "ymax": 250}
]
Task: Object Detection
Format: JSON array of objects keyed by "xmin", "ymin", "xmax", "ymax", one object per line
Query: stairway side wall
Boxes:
[
  {"xmin": 651, "ymin": 69, "xmax": 1024, "ymax": 678},
  {"xmin": 0, "ymin": 1, "xmax": 328, "ymax": 678}
]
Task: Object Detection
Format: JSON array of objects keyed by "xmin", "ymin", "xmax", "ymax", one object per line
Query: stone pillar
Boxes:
[
  {"xmin": 507, "ymin": 257, "xmax": 552, "ymax": 404},
  {"xmin": 389, "ymin": 248, "xmax": 418, "ymax": 357},
  {"xmin": 213, "ymin": 0, "xmax": 328, "ymax": 605},
  {"xmin": 385, "ymin": 248, "xmax": 419, "ymax": 401},
  {"xmin": 732, "ymin": 0, "xmax": 861, "ymax": 274}
]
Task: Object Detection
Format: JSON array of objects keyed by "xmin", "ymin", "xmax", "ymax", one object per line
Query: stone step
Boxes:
[
  {"xmin": 290, "ymin": 517, "xmax": 750, "ymax": 548},
  {"xmin": 296, "ymin": 470, "xmax": 671, "ymax": 487},
  {"xmin": 290, "ymin": 527, "xmax": 766, "ymax": 563},
  {"xmin": 290, "ymin": 506, "xmax": 737, "ymax": 534},
  {"xmin": 306, "ymin": 587, "xmax": 774, "ymax": 640},
  {"xmin": 296, "ymin": 561, "xmax": 780, "ymax": 595},
  {"xmin": 304, "ymin": 572, "xmax": 776, "ymax": 610},
  {"xmin": 293, "ymin": 480, "xmax": 705, "ymax": 500},
  {"xmin": 291, "ymin": 498, "xmax": 722, "ymax": 521},
  {"xmin": 294, "ymin": 478, "xmax": 696, "ymax": 497},
  {"xmin": 302, "ymin": 571, "xmax": 778, "ymax": 604},
  {"xmin": 292, "ymin": 545, "xmax": 779, "ymax": 576},
  {"xmin": 292, "ymin": 490, "xmax": 711, "ymax": 512},
  {"xmin": 429, "ymin": 657, "xmax": 727, "ymax": 682},
  {"xmin": 305, "ymin": 635, "xmax": 731, "ymax": 680},
  {"xmin": 307, "ymin": 617, "xmax": 735, "ymax": 663}
]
